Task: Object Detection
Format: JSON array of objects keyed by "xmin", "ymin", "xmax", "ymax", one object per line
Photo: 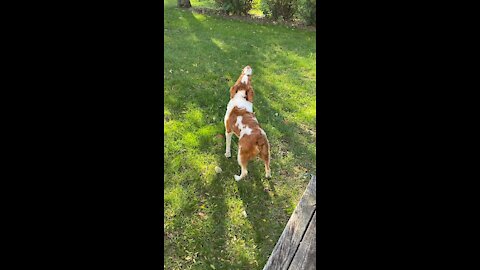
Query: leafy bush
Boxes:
[
  {"xmin": 214, "ymin": 0, "xmax": 253, "ymax": 15},
  {"xmin": 177, "ymin": 0, "xmax": 192, "ymax": 8},
  {"xmin": 297, "ymin": 0, "xmax": 316, "ymax": 25},
  {"xmin": 261, "ymin": 0, "xmax": 298, "ymax": 21}
]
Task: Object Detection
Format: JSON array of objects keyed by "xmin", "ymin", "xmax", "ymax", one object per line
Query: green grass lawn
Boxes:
[{"xmin": 164, "ymin": 0, "xmax": 316, "ymax": 269}]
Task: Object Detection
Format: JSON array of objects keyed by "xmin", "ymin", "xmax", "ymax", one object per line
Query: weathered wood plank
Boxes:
[
  {"xmin": 288, "ymin": 211, "xmax": 316, "ymax": 270},
  {"xmin": 263, "ymin": 175, "xmax": 316, "ymax": 270}
]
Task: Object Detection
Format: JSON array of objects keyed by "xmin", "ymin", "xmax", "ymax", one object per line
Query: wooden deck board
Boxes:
[
  {"xmin": 288, "ymin": 211, "xmax": 316, "ymax": 270},
  {"xmin": 263, "ymin": 175, "xmax": 316, "ymax": 270}
]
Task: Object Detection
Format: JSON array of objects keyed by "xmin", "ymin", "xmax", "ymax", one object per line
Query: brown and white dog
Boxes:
[{"xmin": 224, "ymin": 66, "xmax": 271, "ymax": 181}]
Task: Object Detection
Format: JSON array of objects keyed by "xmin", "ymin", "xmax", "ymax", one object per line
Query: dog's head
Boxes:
[
  {"xmin": 243, "ymin": 65, "xmax": 252, "ymax": 76},
  {"xmin": 230, "ymin": 65, "xmax": 254, "ymax": 101},
  {"xmin": 240, "ymin": 65, "xmax": 252, "ymax": 84}
]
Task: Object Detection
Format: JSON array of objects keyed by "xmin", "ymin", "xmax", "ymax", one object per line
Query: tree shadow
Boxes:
[{"xmin": 164, "ymin": 151, "xmax": 230, "ymax": 268}]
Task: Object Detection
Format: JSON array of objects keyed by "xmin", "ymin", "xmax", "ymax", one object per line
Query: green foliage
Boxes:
[
  {"xmin": 297, "ymin": 0, "xmax": 316, "ymax": 25},
  {"xmin": 193, "ymin": 0, "xmax": 316, "ymax": 26},
  {"xmin": 214, "ymin": 0, "xmax": 254, "ymax": 15},
  {"xmin": 178, "ymin": 0, "xmax": 192, "ymax": 8},
  {"xmin": 261, "ymin": 0, "xmax": 298, "ymax": 21}
]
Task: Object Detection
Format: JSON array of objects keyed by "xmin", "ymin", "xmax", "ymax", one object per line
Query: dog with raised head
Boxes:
[{"xmin": 224, "ymin": 66, "xmax": 271, "ymax": 181}]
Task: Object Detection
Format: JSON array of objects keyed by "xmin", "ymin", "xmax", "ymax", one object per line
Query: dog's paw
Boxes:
[
  {"xmin": 225, "ymin": 152, "xmax": 231, "ymax": 158},
  {"xmin": 265, "ymin": 172, "xmax": 272, "ymax": 178},
  {"xmin": 234, "ymin": 175, "xmax": 241, "ymax": 181}
]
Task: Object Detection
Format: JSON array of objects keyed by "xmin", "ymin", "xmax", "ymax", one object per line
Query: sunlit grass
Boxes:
[
  {"xmin": 164, "ymin": 0, "xmax": 315, "ymax": 269},
  {"xmin": 190, "ymin": 0, "xmax": 217, "ymax": 9}
]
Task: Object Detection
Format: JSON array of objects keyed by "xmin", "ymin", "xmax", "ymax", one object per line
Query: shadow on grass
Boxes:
[{"xmin": 165, "ymin": 155, "xmax": 230, "ymax": 269}]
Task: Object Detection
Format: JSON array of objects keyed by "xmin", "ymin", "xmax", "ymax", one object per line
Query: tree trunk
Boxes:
[{"xmin": 177, "ymin": 0, "xmax": 192, "ymax": 8}]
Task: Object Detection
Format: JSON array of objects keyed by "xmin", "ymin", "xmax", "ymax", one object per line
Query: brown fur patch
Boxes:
[{"xmin": 227, "ymin": 107, "xmax": 269, "ymax": 169}]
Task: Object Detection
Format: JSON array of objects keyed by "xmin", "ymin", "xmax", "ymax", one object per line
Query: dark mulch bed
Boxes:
[{"xmin": 190, "ymin": 7, "xmax": 316, "ymax": 31}]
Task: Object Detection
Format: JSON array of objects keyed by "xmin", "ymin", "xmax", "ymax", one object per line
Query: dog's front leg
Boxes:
[{"xmin": 225, "ymin": 132, "xmax": 233, "ymax": 158}]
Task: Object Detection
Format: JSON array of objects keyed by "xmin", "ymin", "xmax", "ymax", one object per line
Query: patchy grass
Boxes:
[{"xmin": 164, "ymin": 0, "xmax": 316, "ymax": 269}]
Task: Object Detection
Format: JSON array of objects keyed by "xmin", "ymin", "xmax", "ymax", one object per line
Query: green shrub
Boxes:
[
  {"xmin": 261, "ymin": 0, "xmax": 298, "ymax": 21},
  {"xmin": 297, "ymin": 0, "xmax": 316, "ymax": 25},
  {"xmin": 214, "ymin": 0, "xmax": 253, "ymax": 15}
]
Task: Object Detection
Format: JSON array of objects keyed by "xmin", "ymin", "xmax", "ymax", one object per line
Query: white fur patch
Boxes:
[
  {"xmin": 236, "ymin": 116, "xmax": 244, "ymax": 128},
  {"xmin": 241, "ymin": 74, "xmax": 249, "ymax": 84},
  {"xmin": 225, "ymin": 132, "xmax": 233, "ymax": 157},
  {"xmin": 243, "ymin": 66, "xmax": 252, "ymax": 76},
  {"xmin": 236, "ymin": 90, "xmax": 246, "ymax": 99},
  {"xmin": 234, "ymin": 116, "xmax": 252, "ymax": 139},
  {"xmin": 224, "ymin": 91, "xmax": 253, "ymax": 125},
  {"xmin": 240, "ymin": 126, "xmax": 252, "ymax": 139},
  {"xmin": 235, "ymin": 115, "xmax": 252, "ymax": 139},
  {"xmin": 260, "ymin": 128, "xmax": 266, "ymax": 136}
]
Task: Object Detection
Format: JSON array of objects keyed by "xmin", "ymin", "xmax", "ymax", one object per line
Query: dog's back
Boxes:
[{"xmin": 225, "ymin": 104, "xmax": 271, "ymax": 180}]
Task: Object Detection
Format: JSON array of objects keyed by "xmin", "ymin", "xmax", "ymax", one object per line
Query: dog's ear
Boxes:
[
  {"xmin": 229, "ymin": 85, "xmax": 237, "ymax": 99},
  {"xmin": 246, "ymin": 86, "xmax": 254, "ymax": 102}
]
